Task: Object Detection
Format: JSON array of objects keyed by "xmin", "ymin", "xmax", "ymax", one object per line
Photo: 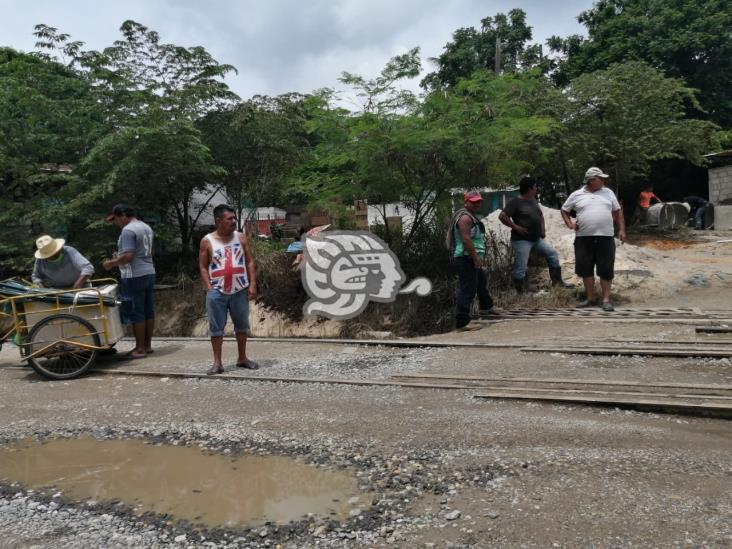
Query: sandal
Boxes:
[
  {"xmin": 236, "ymin": 359, "xmax": 259, "ymax": 370},
  {"xmin": 206, "ymin": 365, "xmax": 224, "ymax": 375},
  {"xmin": 455, "ymin": 324, "xmax": 483, "ymax": 332}
]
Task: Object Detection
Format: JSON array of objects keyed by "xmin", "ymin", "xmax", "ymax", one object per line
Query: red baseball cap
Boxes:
[{"xmin": 464, "ymin": 191, "xmax": 483, "ymax": 203}]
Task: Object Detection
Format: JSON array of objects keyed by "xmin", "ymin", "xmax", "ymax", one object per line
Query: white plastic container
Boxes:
[{"xmin": 23, "ymin": 284, "xmax": 124, "ymax": 347}]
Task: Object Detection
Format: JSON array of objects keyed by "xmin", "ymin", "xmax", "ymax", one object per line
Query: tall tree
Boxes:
[
  {"xmin": 198, "ymin": 94, "xmax": 311, "ymax": 228},
  {"xmin": 31, "ymin": 21, "xmax": 239, "ymax": 257},
  {"xmin": 0, "ymin": 48, "xmax": 103, "ymax": 273},
  {"xmin": 551, "ymin": 61, "xmax": 719, "ymax": 198},
  {"xmin": 421, "ymin": 9, "xmax": 543, "ymax": 90},
  {"xmin": 65, "ymin": 121, "xmax": 224, "ymax": 256},
  {"xmin": 548, "ymin": 0, "xmax": 732, "ymax": 127},
  {"xmin": 34, "ymin": 21, "xmax": 239, "ymax": 124},
  {"xmin": 299, "ymin": 49, "xmax": 557, "ymax": 248}
]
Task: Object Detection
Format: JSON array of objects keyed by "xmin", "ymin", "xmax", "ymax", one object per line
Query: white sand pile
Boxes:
[{"xmin": 482, "ymin": 205, "xmax": 673, "ymax": 292}]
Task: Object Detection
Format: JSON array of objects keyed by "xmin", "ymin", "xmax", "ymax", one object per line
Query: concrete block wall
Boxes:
[
  {"xmin": 714, "ymin": 205, "xmax": 732, "ymax": 231},
  {"xmin": 709, "ymin": 165, "xmax": 732, "ymax": 204}
]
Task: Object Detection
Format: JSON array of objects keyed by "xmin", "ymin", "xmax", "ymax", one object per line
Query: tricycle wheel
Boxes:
[{"xmin": 25, "ymin": 313, "xmax": 100, "ymax": 380}]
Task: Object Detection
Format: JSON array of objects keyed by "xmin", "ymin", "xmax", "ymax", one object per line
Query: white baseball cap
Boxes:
[{"xmin": 584, "ymin": 167, "xmax": 610, "ymax": 180}]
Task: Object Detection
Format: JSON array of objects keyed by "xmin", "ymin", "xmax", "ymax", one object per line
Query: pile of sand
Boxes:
[{"xmin": 482, "ymin": 205, "xmax": 674, "ymax": 292}]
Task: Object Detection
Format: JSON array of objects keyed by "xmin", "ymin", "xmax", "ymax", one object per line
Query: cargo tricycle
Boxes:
[{"xmin": 0, "ymin": 279, "xmax": 124, "ymax": 380}]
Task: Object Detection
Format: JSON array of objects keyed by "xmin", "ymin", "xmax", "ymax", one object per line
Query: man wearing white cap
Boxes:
[
  {"xmin": 561, "ymin": 167, "xmax": 626, "ymax": 312},
  {"xmin": 32, "ymin": 235, "xmax": 95, "ymax": 289}
]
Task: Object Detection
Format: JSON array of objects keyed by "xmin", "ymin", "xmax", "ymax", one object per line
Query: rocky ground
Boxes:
[{"xmin": 0, "ymin": 232, "xmax": 731, "ymax": 548}]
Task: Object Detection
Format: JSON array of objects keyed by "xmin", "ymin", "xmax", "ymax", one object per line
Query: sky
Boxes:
[{"xmin": 1, "ymin": 0, "xmax": 594, "ymax": 101}]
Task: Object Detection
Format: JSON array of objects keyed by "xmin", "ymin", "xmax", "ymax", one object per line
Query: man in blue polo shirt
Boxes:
[{"xmin": 103, "ymin": 204, "xmax": 155, "ymax": 358}]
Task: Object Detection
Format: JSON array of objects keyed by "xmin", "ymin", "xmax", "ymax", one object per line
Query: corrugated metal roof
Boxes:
[{"xmin": 704, "ymin": 149, "xmax": 732, "ymax": 158}]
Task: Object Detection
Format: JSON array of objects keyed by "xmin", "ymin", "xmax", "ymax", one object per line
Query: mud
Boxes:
[{"xmin": 0, "ymin": 436, "xmax": 360, "ymax": 528}]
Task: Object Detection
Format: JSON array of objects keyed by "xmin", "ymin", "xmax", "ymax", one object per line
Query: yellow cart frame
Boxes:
[{"xmin": 0, "ymin": 278, "xmax": 122, "ymax": 379}]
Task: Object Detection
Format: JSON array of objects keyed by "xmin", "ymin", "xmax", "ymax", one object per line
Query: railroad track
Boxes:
[
  {"xmin": 479, "ymin": 307, "xmax": 732, "ymax": 322},
  {"xmin": 5, "ymin": 322, "xmax": 730, "ymax": 417},
  {"xmin": 696, "ymin": 326, "xmax": 732, "ymax": 334},
  {"xmin": 3, "ymin": 363, "xmax": 730, "ymax": 417},
  {"xmin": 522, "ymin": 345, "xmax": 732, "ymax": 358},
  {"xmin": 390, "ymin": 373, "xmax": 732, "ymax": 418},
  {"xmin": 143, "ymin": 335, "xmax": 732, "ymax": 358}
]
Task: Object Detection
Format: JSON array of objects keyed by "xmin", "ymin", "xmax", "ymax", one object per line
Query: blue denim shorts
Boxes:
[
  {"xmin": 120, "ymin": 274, "xmax": 155, "ymax": 324},
  {"xmin": 206, "ymin": 289, "xmax": 250, "ymax": 336}
]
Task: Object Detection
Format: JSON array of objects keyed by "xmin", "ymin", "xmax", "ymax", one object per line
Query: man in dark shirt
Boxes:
[
  {"xmin": 499, "ymin": 179, "xmax": 571, "ymax": 292},
  {"xmin": 683, "ymin": 196, "xmax": 709, "ymax": 230}
]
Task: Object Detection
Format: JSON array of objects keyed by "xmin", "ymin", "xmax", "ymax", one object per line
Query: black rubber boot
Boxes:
[
  {"xmin": 513, "ymin": 278, "xmax": 525, "ymax": 293},
  {"xmin": 549, "ymin": 267, "xmax": 573, "ymax": 288}
]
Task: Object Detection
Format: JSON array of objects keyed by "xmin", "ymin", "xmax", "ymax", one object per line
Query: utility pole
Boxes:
[{"xmin": 494, "ymin": 34, "xmax": 502, "ymax": 75}]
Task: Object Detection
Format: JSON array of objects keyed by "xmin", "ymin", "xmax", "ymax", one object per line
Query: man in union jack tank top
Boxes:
[{"xmin": 198, "ymin": 204, "xmax": 258, "ymax": 375}]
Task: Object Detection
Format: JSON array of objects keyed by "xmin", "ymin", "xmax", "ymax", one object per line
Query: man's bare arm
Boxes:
[
  {"xmin": 498, "ymin": 211, "xmax": 529, "ymax": 236},
  {"xmin": 199, "ymin": 238, "xmax": 212, "ymax": 290},
  {"xmin": 457, "ymin": 216, "xmax": 481, "ymax": 267},
  {"xmin": 612, "ymin": 209, "xmax": 626, "ymax": 242},
  {"xmin": 561, "ymin": 210, "xmax": 578, "ymax": 231},
  {"xmin": 102, "ymin": 252, "xmax": 135, "ymax": 271},
  {"xmin": 240, "ymin": 233, "xmax": 257, "ymax": 296}
]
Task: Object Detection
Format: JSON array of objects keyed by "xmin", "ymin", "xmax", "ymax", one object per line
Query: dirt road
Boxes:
[{"xmin": 0, "ymin": 235, "xmax": 731, "ymax": 548}]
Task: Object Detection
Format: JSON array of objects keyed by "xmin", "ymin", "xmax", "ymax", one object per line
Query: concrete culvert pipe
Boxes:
[{"xmin": 646, "ymin": 202, "xmax": 690, "ymax": 229}]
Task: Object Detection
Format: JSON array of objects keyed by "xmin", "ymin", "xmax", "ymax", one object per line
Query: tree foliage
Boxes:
[
  {"xmin": 34, "ymin": 21, "xmax": 239, "ymax": 123},
  {"xmin": 297, "ymin": 49, "xmax": 556, "ymax": 247},
  {"xmin": 20, "ymin": 21, "xmax": 241, "ymax": 261},
  {"xmin": 553, "ymin": 61, "xmax": 719, "ymax": 195},
  {"xmin": 198, "ymin": 94, "xmax": 311, "ymax": 228},
  {"xmin": 422, "ymin": 9, "xmax": 544, "ymax": 90},
  {"xmin": 548, "ymin": 0, "xmax": 732, "ymax": 128},
  {"xmin": 0, "ymin": 48, "xmax": 102, "ymax": 198},
  {"xmin": 1, "ymin": 11, "xmax": 728, "ymax": 279}
]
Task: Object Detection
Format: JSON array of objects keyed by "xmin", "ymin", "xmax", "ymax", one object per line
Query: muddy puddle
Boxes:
[{"xmin": 0, "ymin": 437, "xmax": 362, "ymax": 528}]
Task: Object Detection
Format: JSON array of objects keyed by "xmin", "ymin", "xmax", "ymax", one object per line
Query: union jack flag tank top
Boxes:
[{"xmin": 205, "ymin": 231, "xmax": 249, "ymax": 295}]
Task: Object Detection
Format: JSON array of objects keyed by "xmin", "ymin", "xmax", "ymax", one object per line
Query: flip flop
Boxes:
[
  {"xmin": 236, "ymin": 359, "xmax": 259, "ymax": 370},
  {"xmin": 124, "ymin": 350, "xmax": 147, "ymax": 359}
]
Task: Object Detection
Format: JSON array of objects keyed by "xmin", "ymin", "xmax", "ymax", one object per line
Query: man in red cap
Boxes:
[{"xmin": 446, "ymin": 191, "xmax": 492, "ymax": 331}]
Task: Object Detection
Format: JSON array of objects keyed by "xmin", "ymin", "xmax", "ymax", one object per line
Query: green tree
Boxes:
[
  {"xmin": 0, "ymin": 48, "xmax": 104, "ymax": 273},
  {"xmin": 65, "ymin": 121, "xmax": 224, "ymax": 257},
  {"xmin": 198, "ymin": 94, "xmax": 311, "ymax": 228},
  {"xmin": 299, "ymin": 49, "xmax": 556, "ymax": 247},
  {"xmin": 30, "ymin": 21, "xmax": 240, "ymax": 259},
  {"xmin": 0, "ymin": 48, "xmax": 102, "ymax": 199},
  {"xmin": 34, "ymin": 21, "xmax": 239, "ymax": 124},
  {"xmin": 421, "ymin": 9, "xmax": 544, "ymax": 90},
  {"xmin": 548, "ymin": 0, "xmax": 732, "ymax": 127},
  {"xmin": 551, "ymin": 61, "xmax": 719, "ymax": 197}
]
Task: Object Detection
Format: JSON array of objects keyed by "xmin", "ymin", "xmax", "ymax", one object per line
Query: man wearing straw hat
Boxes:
[{"xmin": 32, "ymin": 235, "xmax": 95, "ymax": 290}]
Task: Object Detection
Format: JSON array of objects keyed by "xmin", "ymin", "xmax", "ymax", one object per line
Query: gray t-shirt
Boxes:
[
  {"xmin": 561, "ymin": 186, "xmax": 621, "ymax": 237},
  {"xmin": 118, "ymin": 219, "xmax": 155, "ymax": 279},
  {"xmin": 32, "ymin": 245, "xmax": 95, "ymax": 288}
]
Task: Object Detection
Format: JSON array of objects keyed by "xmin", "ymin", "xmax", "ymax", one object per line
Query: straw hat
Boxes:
[{"xmin": 34, "ymin": 235, "xmax": 65, "ymax": 259}]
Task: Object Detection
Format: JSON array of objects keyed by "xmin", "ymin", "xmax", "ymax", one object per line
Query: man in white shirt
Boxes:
[{"xmin": 561, "ymin": 167, "xmax": 626, "ymax": 311}]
